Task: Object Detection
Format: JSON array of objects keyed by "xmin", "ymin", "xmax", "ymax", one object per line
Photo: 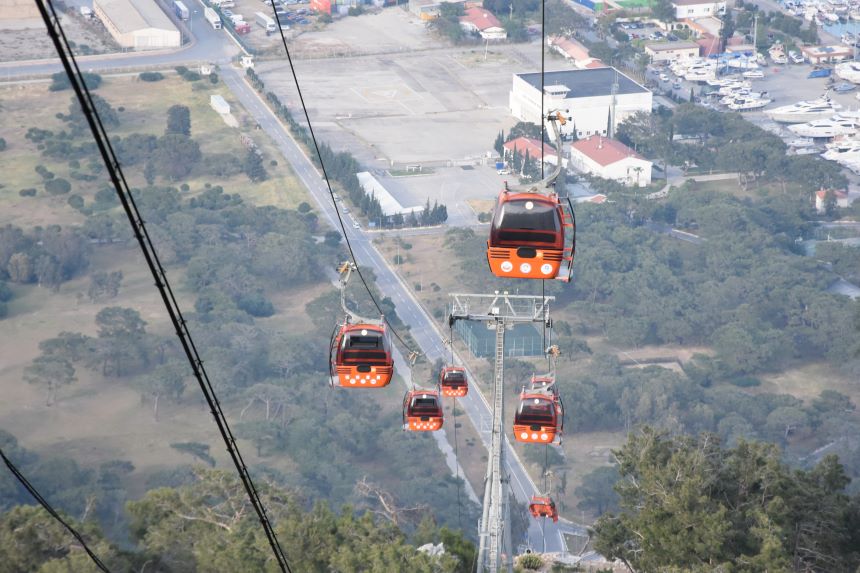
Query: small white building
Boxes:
[
  {"xmin": 210, "ymin": 94, "xmax": 230, "ymax": 115},
  {"xmin": 459, "ymin": 6, "xmax": 506, "ymax": 39},
  {"xmin": 645, "ymin": 41, "xmax": 701, "ymax": 63},
  {"xmin": 93, "ymin": 0, "xmax": 181, "ymax": 50},
  {"xmin": 815, "ymin": 189, "xmax": 850, "ymax": 213},
  {"xmin": 510, "ymin": 68, "xmax": 652, "ymax": 140},
  {"xmin": 672, "ymin": 0, "xmax": 726, "ymax": 19},
  {"xmin": 356, "ymin": 172, "xmax": 422, "ymax": 217},
  {"xmin": 570, "ymin": 136, "xmax": 652, "ymax": 187}
]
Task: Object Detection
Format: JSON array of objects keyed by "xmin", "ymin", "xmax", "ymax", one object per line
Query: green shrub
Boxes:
[
  {"xmin": 19, "ymin": 188, "xmax": 37, "ymax": 197},
  {"xmin": 67, "ymin": 194, "xmax": 85, "ymax": 210},
  {"xmin": 45, "ymin": 178, "xmax": 72, "ymax": 195},
  {"xmin": 730, "ymin": 376, "xmax": 762, "ymax": 388},
  {"xmin": 139, "ymin": 71, "xmax": 165, "ymax": 82},
  {"xmin": 519, "ymin": 553, "xmax": 543, "ymax": 570}
]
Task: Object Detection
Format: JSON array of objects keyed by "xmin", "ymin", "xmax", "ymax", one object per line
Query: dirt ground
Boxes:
[{"xmin": 0, "ymin": 12, "xmax": 118, "ymax": 63}]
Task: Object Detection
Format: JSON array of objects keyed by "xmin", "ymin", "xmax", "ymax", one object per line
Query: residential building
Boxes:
[
  {"xmin": 502, "ymin": 137, "xmax": 558, "ymax": 166},
  {"xmin": 459, "ymin": 6, "xmax": 506, "ymax": 39},
  {"xmin": 672, "ymin": 0, "xmax": 726, "ymax": 19},
  {"xmin": 93, "ymin": 0, "xmax": 180, "ymax": 50},
  {"xmin": 547, "ymin": 36, "xmax": 604, "ymax": 68},
  {"xmin": 645, "ymin": 41, "xmax": 701, "ymax": 62},
  {"xmin": 510, "ymin": 67, "xmax": 652, "ymax": 140},
  {"xmin": 569, "ymin": 135, "xmax": 652, "ymax": 187},
  {"xmin": 815, "ymin": 189, "xmax": 850, "ymax": 213}
]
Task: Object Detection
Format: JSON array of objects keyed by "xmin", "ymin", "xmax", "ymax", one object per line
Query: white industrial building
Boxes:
[
  {"xmin": 569, "ymin": 136, "xmax": 652, "ymax": 187},
  {"xmin": 509, "ymin": 68, "xmax": 652, "ymax": 140},
  {"xmin": 93, "ymin": 0, "xmax": 181, "ymax": 50},
  {"xmin": 356, "ymin": 172, "xmax": 422, "ymax": 217},
  {"xmin": 645, "ymin": 41, "xmax": 701, "ymax": 63},
  {"xmin": 672, "ymin": 0, "xmax": 726, "ymax": 19}
]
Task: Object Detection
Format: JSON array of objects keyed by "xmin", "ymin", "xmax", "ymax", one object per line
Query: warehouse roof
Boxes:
[
  {"xmin": 516, "ymin": 68, "xmax": 648, "ymax": 98},
  {"xmin": 94, "ymin": 0, "xmax": 177, "ymax": 33},
  {"xmin": 356, "ymin": 172, "xmax": 422, "ymax": 217}
]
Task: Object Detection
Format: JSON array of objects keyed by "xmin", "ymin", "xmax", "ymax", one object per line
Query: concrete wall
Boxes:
[{"xmin": 0, "ymin": 0, "xmax": 40, "ymax": 21}]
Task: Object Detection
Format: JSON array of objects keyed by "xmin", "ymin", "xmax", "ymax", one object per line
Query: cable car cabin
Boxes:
[
  {"xmin": 513, "ymin": 393, "xmax": 563, "ymax": 444},
  {"xmin": 403, "ymin": 390, "xmax": 444, "ymax": 432},
  {"xmin": 529, "ymin": 496, "xmax": 559, "ymax": 522},
  {"xmin": 331, "ymin": 324, "xmax": 393, "ymax": 388},
  {"xmin": 487, "ymin": 191, "xmax": 575, "ymax": 282},
  {"xmin": 439, "ymin": 366, "xmax": 468, "ymax": 398}
]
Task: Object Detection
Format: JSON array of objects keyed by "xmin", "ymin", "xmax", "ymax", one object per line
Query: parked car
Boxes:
[
  {"xmin": 659, "ymin": 73, "xmax": 669, "ymax": 82},
  {"xmin": 667, "ymin": 34, "xmax": 679, "ymax": 41}
]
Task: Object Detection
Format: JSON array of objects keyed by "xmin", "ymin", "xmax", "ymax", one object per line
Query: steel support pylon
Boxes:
[{"xmin": 450, "ymin": 293, "xmax": 553, "ymax": 573}]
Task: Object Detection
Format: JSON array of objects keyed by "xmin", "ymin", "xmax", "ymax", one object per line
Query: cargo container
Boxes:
[
  {"xmin": 174, "ymin": 0, "xmax": 190, "ymax": 20},
  {"xmin": 311, "ymin": 0, "xmax": 331, "ymax": 13},
  {"xmin": 255, "ymin": 11, "xmax": 277, "ymax": 32},
  {"xmin": 204, "ymin": 6, "xmax": 222, "ymax": 28},
  {"xmin": 235, "ymin": 21, "xmax": 251, "ymax": 34}
]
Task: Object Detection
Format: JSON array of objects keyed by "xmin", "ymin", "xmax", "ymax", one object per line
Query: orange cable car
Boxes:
[
  {"xmin": 439, "ymin": 366, "xmax": 468, "ymax": 398},
  {"xmin": 330, "ymin": 323, "xmax": 393, "ymax": 388},
  {"xmin": 513, "ymin": 389, "xmax": 564, "ymax": 444},
  {"xmin": 528, "ymin": 496, "xmax": 558, "ymax": 522},
  {"xmin": 486, "ymin": 190, "xmax": 575, "ymax": 282},
  {"xmin": 403, "ymin": 388, "xmax": 444, "ymax": 432}
]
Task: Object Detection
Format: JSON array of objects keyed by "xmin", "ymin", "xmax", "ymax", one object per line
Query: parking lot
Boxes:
[
  {"xmin": 217, "ymin": 0, "xmax": 317, "ymax": 52},
  {"xmin": 256, "ymin": 14, "xmax": 555, "ymax": 219}
]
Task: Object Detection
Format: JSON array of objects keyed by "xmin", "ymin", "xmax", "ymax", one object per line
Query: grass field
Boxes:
[{"xmin": 0, "ymin": 72, "xmax": 322, "ymax": 495}]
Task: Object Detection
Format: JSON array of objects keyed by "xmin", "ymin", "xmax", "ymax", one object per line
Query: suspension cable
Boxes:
[
  {"xmin": 269, "ymin": 9, "xmax": 415, "ymax": 354},
  {"xmin": 541, "ymin": 0, "xmax": 546, "ymax": 179},
  {"xmin": 35, "ymin": 3, "xmax": 292, "ymax": 570},
  {"xmin": 1, "ymin": 448, "xmax": 112, "ymax": 573}
]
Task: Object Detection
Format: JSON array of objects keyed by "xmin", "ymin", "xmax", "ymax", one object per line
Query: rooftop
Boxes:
[
  {"xmin": 571, "ymin": 135, "xmax": 645, "ymax": 166},
  {"xmin": 548, "ymin": 35, "xmax": 591, "ymax": 61},
  {"xmin": 356, "ymin": 172, "xmax": 422, "ymax": 217},
  {"xmin": 672, "ymin": 0, "xmax": 723, "ymax": 5},
  {"xmin": 816, "ymin": 189, "xmax": 848, "ymax": 199},
  {"xmin": 94, "ymin": 0, "xmax": 177, "ymax": 33},
  {"xmin": 645, "ymin": 41, "xmax": 700, "ymax": 51},
  {"xmin": 460, "ymin": 6, "xmax": 502, "ymax": 30},
  {"xmin": 503, "ymin": 137, "xmax": 557, "ymax": 161},
  {"xmin": 517, "ymin": 68, "xmax": 648, "ymax": 98}
]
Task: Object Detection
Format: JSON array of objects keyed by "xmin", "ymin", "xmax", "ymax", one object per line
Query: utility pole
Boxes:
[{"xmin": 450, "ymin": 292, "xmax": 554, "ymax": 573}]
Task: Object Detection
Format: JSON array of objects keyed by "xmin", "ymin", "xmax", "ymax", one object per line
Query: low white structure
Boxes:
[
  {"xmin": 672, "ymin": 0, "xmax": 726, "ymax": 19},
  {"xmin": 510, "ymin": 68, "xmax": 652, "ymax": 140},
  {"xmin": 210, "ymin": 94, "xmax": 230, "ymax": 115},
  {"xmin": 815, "ymin": 189, "xmax": 850, "ymax": 212},
  {"xmin": 459, "ymin": 6, "xmax": 506, "ymax": 39},
  {"xmin": 570, "ymin": 136, "xmax": 652, "ymax": 187},
  {"xmin": 548, "ymin": 36, "xmax": 605, "ymax": 69},
  {"xmin": 93, "ymin": 0, "xmax": 181, "ymax": 50},
  {"xmin": 356, "ymin": 172, "xmax": 422, "ymax": 217},
  {"xmin": 645, "ymin": 41, "xmax": 700, "ymax": 63}
]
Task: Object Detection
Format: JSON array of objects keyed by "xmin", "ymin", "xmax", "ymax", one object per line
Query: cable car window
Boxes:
[
  {"xmin": 493, "ymin": 200, "xmax": 560, "ymax": 245},
  {"xmin": 411, "ymin": 396, "xmax": 440, "ymax": 414},
  {"xmin": 443, "ymin": 371, "xmax": 466, "ymax": 382},
  {"xmin": 517, "ymin": 399, "xmax": 555, "ymax": 424},
  {"xmin": 346, "ymin": 334, "xmax": 381, "ymax": 349}
]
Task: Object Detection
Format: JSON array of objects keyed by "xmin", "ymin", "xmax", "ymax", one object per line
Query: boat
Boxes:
[
  {"xmin": 835, "ymin": 61, "xmax": 860, "ymax": 83},
  {"xmin": 788, "ymin": 116, "xmax": 859, "ymax": 138},
  {"xmin": 769, "ymin": 43, "xmax": 788, "ymax": 64},
  {"xmin": 718, "ymin": 81, "xmax": 751, "ymax": 95},
  {"xmin": 765, "ymin": 96, "xmax": 843, "ymax": 123},
  {"xmin": 850, "ymin": 8, "xmax": 860, "ymax": 19},
  {"xmin": 822, "ymin": 139, "xmax": 860, "ymax": 159},
  {"xmin": 728, "ymin": 96, "xmax": 772, "ymax": 110},
  {"xmin": 842, "ymin": 32, "xmax": 857, "ymax": 45},
  {"xmin": 786, "ymin": 137, "xmax": 816, "ymax": 147},
  {"xmin": 743, "ymin": 69, "xmax": 765, "ymax": 79},
  {"xmin": 794, "ymin": 146, "xmax": 824, "ymax": 155},
  {"xmin": 834, "ymin": 82, "xmax": 856, "ymax": 92}
]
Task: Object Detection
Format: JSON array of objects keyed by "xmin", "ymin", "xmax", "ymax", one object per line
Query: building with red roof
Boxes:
[
  {"xmin": 502, "ymin": 137, "xmax": 558, "ymax": 166},
  {"xmin": 815, "ymin": 189, "xmax": 850, "ymax": 213},
  {"xmin": 459, "ymin": 6, "xmax": 506, "ymax": 39},
  {"xmin": 569, "ymin": 135, "xmax": 652, "ymax": 187}
]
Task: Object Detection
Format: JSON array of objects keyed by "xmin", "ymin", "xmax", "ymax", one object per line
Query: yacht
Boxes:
[
  {"xmin": 718, "ymin": 81, "xmax": 751, "ymax": 95},
  {"xmin": 788, "ymin": 116, "xmax": 859, "ymax": 138},
  {"xmin": 728, "ymin": 96, "xmax": 772, "ymax": 111},
  {"xmin": 743, "ymin": 69, "xmax": 765, "ymax": 79},
  {"xmin": 822, "ymin": 139, "xmax": 860, "ymax": 159},
  {"xmin": 765, "ymin": 96, "xmax": 843, "ymax": 123},
  {"xmin": 842, "ymin": 31, "xmax": 857, "ymax": 45},
  {"xmin": 836, "ymin": 61, "xmax": 860, "ymax": 83},
  {"xmin": 786, "ymin": 137, "xmax": 816, "ymax": 148}
]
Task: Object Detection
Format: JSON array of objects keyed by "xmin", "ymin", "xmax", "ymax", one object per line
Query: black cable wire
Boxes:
[
  {"xmin": 35, "ymin": 3, "xmax": 292, "ymax": 570},
  {"xmin": 1, "ymin": 448, "xmax": 111, "ymax": 573},
  {"xmin": 269, "ymin": 9, "xmax": 415, "ymax": 354},
  {"xmin": 541, "ymin": 0, "xmax": 546, "ymax": 179}
]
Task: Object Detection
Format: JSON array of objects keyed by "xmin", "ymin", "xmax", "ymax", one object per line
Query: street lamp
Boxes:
[{"xmin": 190, "ymin": 9, "xmax": 197, "ymax": 33}]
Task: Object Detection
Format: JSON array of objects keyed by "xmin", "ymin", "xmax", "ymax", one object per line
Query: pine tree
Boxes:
[
  {"xmin": 243, "ymin": 149, "xmax": 268, "ymax": 182},
  {"xmin": 494, "ymin": 130, "xmax": 505, "ymax": 156}
]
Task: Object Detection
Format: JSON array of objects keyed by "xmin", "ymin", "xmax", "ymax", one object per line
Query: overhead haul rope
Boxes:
[
  {"xmin": 1, "ymin": 449, "xmax": 112, "ymax": 573},
  {"xmin": 35, "ymin": 2, "xmax": 293, "ymax": 570},
  {"xmin": 269, "ymin": 8, "xmax": 416, "ymax": 355}
]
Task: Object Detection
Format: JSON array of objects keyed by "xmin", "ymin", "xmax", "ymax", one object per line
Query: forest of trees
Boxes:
[{"xmin": 592, "ymin": 428, "xmax": 860, "ymax": 572}]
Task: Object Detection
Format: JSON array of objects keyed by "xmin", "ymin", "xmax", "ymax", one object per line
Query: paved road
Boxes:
[
  {"xmin": 0, "ymin": 2, "xmax": 238, "ymax": 77},
  {"xmin": 221, "ymin": 65, "xmax": 575, "ymax": 554}
]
